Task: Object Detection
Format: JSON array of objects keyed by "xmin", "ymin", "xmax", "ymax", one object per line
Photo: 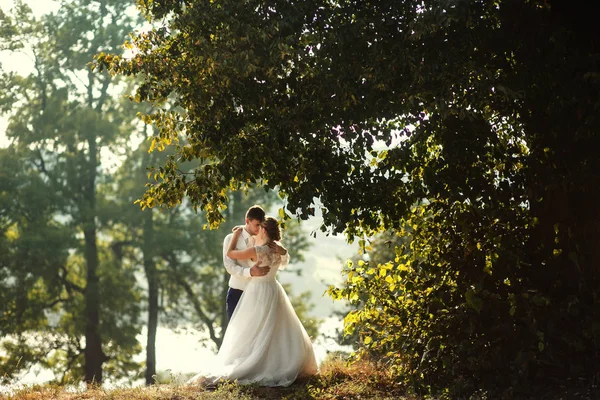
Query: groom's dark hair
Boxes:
[{"xmin": 245, "ymin": 205, "xmax": 266, "ymax": 221}]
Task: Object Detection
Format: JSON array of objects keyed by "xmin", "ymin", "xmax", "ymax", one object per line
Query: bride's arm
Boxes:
[{"xmin": 226, "ymin": 229, "xmax": 258, "ymax": 260}]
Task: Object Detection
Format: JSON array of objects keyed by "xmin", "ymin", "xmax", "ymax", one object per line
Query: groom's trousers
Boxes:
[{"xmin": 226, "ymin": 288, "xmax": 244, "ymax": 320}]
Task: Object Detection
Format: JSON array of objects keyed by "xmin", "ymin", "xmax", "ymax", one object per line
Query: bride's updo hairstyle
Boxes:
[{"xmin": 262, "ymin": 216, "xmax": 281, "ymax": 241}]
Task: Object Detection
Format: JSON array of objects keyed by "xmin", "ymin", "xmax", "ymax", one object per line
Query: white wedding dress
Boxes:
[{"xmin": 188, "ymin": 245, "xmax": 318, "ymax": 387}]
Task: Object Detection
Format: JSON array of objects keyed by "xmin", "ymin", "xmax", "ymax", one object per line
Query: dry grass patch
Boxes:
[
  {"xmin": 304, "ymin": 355, "xmax": 415, "ymax": 400},
  {"xmin": 1, "ymin": 382, "xmax": 253, "ymax": 400}
]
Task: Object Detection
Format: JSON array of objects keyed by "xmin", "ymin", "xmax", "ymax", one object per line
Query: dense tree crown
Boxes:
[
  {"xmin": 98, "ymin": 0, "xmax": 600, "ymax": 395},
  {"xmin": 96, "ymin": 0, "xmax": 598, "ymax": 233}
]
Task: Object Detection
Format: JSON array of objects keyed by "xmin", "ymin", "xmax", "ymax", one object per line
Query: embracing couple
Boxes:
[{"xmin": 188, "ymin": 205, "xmax": 318, "ymax": 387}]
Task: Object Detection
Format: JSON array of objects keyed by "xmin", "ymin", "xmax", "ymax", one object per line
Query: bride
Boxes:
[{"xmin": 188, "ymin": 216, "xmax": 318, "ymax": 387}]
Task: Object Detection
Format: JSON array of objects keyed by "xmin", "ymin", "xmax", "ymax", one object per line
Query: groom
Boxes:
[{"xmin": 223, "ymin": 205, "xmax": 287, "ymax": 320}]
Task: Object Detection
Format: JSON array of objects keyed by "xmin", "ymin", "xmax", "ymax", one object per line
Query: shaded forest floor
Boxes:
[{"xmin": 2, "ymin": 357, "xmax": 599, "ymax": 400}]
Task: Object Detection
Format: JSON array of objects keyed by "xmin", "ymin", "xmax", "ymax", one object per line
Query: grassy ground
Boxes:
[
  {"xmin": 0, "ymin": 357, "xmax": 415, "ymax": 400},
  {"xmin": 4, "ymin": 357, "xmax": 599, "ymax": 399}
]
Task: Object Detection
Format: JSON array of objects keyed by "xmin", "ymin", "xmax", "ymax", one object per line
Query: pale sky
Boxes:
[{"xmin": 0, "ymin": 0, "xmax": 59, "ymax": 15}]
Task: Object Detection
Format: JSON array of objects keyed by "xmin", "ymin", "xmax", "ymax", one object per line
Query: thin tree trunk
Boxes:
[
  {"xmin": 83, "ymin": 228, "xmax": 103, "ymax": 384},
  {"xmin": 83, "ymin": 133, "xmax": 104, "ymax": 384},
  {"xmin": 142, "ymin": 125, "xmax": 159, "ymax": 385},
  {"xmin": 143, "ymin": 208, "xmax": 158, "ymax": 385}
]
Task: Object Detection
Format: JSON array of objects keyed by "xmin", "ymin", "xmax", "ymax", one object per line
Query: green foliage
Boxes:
[
  {"xmin": 0, "ymin": 144, "xmax": 143, "ymax": 383},
  {"xmin": 96, "ymin": 0, "xmax": 600, "ymax": 396},
  {"xmin": 0, "ymin": 147, "xmax": 74, "ymax": 382},
  {"xmin": 330, "ymin": 199, "xmax": 534, "ymax": 394}
]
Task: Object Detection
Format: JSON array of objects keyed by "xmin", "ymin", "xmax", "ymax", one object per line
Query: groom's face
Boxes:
[{"xmin": 245, "ymin": 218, "xmax": 262, "ymax": 236}]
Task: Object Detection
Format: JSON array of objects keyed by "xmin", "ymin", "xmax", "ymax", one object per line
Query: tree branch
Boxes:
[
  {"xmin": 34, "ymin": 149, "xmax": 49, "ymax": 177},
  {"xmin": 165, "ymin": 254, "xmax": 222, "ymax": 347},
  {"xmin": 45, "ymin": 297, "xmax": 70, "ymax": 308},
  {"xmin": 58, "ymin": 265, "xmax": 85, "ymax": 294},
  {"xmin": 110, "ymin": 240, "xmax": 133, "ymax": 261}
]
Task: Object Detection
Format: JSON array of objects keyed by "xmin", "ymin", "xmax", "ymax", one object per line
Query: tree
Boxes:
[
  {"xmin": 102, "ymin": 120, "xmax": 168, "ymax": 385},
  {"xmin": 97, "ymin": 0, "xmax": 600, "ymax": 396},
  {"xmin": 0, "ymin": 0, "xmax": 143, "ymax": 384},
  {"xmin": 0, "ymin": 147, "xmax": 74, "ymax": 383}
]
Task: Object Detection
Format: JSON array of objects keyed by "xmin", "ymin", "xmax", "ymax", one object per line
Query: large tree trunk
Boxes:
[{"xmin": 143, "ymin": 208, "xmax": 158, "ymax": 385}]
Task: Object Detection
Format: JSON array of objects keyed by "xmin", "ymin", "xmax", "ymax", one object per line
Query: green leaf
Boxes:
[{"xmin": 465, "ymin": 289, "xmax": 483, "ymax": 313}]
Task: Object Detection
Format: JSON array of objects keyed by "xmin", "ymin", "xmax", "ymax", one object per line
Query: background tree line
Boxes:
[
  {"xmin": 0, "ymin": 0, "xmax": 317, "ymax": 386},
  {"xmin": 97, "ymin": 0, "xmax": 600, "ymax": 397}
]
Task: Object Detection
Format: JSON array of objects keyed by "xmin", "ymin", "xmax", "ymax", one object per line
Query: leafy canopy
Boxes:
[{"xmin": 96, "ymin": 0, "xmax": 433, "ymax": 232}]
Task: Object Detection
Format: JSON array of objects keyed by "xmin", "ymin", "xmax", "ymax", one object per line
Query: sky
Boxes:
[
  {"xmin": 0, "ymin": 0, "xmax": 360, "ymax": 387},
  {"xmin": 0, "ymin": 0, "xmax": 59, "ymax": 15}
]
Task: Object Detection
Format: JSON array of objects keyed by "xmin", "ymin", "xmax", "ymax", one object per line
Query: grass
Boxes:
[{"xmin": 0, "ymin": 356, "xmax": 415, "ymax": 400}]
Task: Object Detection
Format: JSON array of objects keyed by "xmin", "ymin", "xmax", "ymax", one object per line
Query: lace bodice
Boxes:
[{"xmin": 254, "ymin": 244, "xmax": 289, "ymax": 280}]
